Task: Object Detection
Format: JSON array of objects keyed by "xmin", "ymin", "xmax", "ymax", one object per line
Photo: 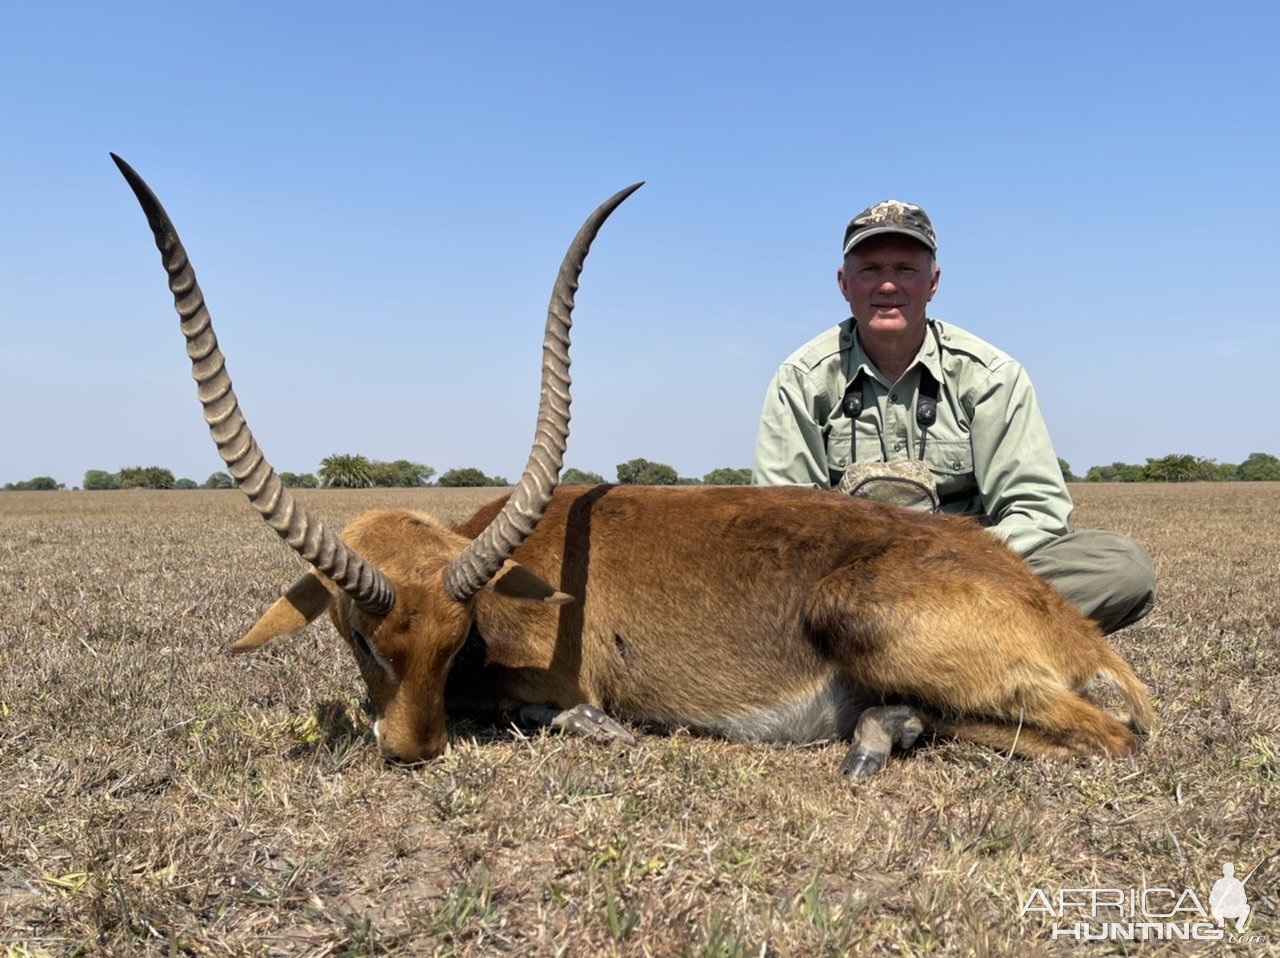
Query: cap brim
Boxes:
[{"xmin": 843, "ymin": 226, "xmax": 936, "ymax": 256}]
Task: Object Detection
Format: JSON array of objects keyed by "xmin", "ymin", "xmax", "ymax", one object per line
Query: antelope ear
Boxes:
[
  {"xmin": 487, "ymin": 561, "xmax": 574, "ymax": 606},
  {"xmin": 231, "ymin": 569, "xmax": 340, "ymax": 652}
]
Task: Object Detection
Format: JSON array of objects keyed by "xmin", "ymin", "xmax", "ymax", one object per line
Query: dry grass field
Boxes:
[{"xmin": 1, "ymin": 483, "xmax": 1276, "ymax": 956}]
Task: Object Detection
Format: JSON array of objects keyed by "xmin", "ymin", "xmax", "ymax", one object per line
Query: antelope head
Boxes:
[{"xmin": 113, "ymin": 154, "xmax": 639, "ymax": 762}]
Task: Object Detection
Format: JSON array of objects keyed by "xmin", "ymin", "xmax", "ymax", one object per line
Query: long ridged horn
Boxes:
[
  {"xmin": 111, "ymin": 153, "xmax": 396, "ymax": 618},
  {"xmin": 442, "ymin": 182, "xmax": 643, "ymax": 601}
]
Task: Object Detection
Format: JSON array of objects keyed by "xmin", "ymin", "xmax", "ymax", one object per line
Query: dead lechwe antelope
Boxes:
[{"xmin": 114, "ymin": 154, "xmax": 1155, "ymax": 777}]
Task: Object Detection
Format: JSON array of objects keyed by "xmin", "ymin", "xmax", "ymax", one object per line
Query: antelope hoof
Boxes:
[
  {"xmin": 840, "ymin": 746, "xmax": 888, "ymax": 779},
  {"xmin": 840, "ymin": 704, "xmax": 928, "ymax": 779},
  {"xmin": 520, "ymin": 704, "xmax": 637, "ymax": 746}
]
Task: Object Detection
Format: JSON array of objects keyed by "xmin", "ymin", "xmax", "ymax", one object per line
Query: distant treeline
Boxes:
[
  {"xmin": 1061, "ymin": 452, "xmax": 1280, "ymax": 483},
  {"xmin": 7, "ymin": 453, "xmax": 1279, "ymax": 491}
]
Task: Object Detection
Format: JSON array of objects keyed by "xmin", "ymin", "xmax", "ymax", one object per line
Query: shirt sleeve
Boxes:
[
  {"xmin": 967, "ymin": 362, "xmax": 1072, "ymax": 555},
  {"xmin": 752, "ymin": 364, "xmax": 830, "ymax": 488}
]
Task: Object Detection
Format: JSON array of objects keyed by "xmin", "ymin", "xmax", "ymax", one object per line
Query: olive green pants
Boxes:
[{"xmin": 1023, "ymin": 530, "xmax": 1157, "ymax": 635}]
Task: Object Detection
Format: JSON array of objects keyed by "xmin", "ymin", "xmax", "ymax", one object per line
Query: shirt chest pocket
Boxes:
[
  {"xmin": 924, "ymin": 439, "xmax": 975, "ymax": 501},
  {"xmin": 824, "ymin": 418, "xmax": 884, "ymax": 475}
]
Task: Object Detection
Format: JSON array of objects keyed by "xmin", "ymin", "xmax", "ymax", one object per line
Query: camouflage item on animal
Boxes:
[{"xmin": 836, "ymin": 459, "xmax": 939, "ymax": 512}]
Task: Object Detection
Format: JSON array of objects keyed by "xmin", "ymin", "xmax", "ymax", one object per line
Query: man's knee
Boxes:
[
  {"xmin": 1090, "ymin": 531, "xmax": 1157, "ymax": 613},
  {"xmin": 1024, "ymin": 530, "xmax": 1157, "ymax": 633}
]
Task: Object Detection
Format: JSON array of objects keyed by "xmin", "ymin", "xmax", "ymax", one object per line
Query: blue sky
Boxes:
[{"xmin": 2, "ymin": 2, "xmax": 1277, "ymax": 487}]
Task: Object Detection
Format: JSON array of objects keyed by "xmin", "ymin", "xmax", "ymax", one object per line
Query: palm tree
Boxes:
[{"xmin": 319, "ymin": 453, "xmax": 373, "ymax": 488}]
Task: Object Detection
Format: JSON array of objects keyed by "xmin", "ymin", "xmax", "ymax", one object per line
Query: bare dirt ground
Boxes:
[{"xmin": 1, "ymin": 484, "xmax": 1276, "ymax": 956}]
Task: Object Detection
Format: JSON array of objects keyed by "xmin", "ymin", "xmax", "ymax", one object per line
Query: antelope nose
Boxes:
[{"xmin": 373, "ymin": 719, "xmax": 411, "ymax": 763}]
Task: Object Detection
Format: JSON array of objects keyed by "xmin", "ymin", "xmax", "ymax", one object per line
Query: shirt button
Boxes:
[
  {"xmin": 952, "ymin": 460, "xmax": 962, "ymax": 469},
  {"xmin": 890, "ymin": 392, "xmax": 899, "ymax": 402},
  {"xmin": 893, "ymin": 442, "xmax": 903, "ymax": 452}
]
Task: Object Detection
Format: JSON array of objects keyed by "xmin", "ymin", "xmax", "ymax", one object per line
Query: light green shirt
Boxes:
[{"xmin": 752, "ymin": 317, "xmax": 1072, "ymax": 556}]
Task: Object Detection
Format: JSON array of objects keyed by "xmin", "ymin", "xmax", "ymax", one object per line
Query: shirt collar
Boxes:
[{"xmin": 841, "ymin": 317, "xmax": 946, "ymax": 386}]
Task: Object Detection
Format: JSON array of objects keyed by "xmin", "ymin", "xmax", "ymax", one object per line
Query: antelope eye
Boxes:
[
  {"xmin": 351, "ymin": 627, "xmax": 371, "ymax": 658},
  {"xmin": 351, "ymin": 627, "xmax": 396, "ymax": 678}
]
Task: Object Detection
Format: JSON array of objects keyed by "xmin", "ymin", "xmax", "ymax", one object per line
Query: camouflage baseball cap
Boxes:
[{"xmin": 842, "ymin": 200, "xmax": 937, "ymax": 256}]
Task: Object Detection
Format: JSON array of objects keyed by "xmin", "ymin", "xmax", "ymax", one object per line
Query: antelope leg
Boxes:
[{"xmin": 518, "ymin": 704, "xmax": 637, "ymax": 746}]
